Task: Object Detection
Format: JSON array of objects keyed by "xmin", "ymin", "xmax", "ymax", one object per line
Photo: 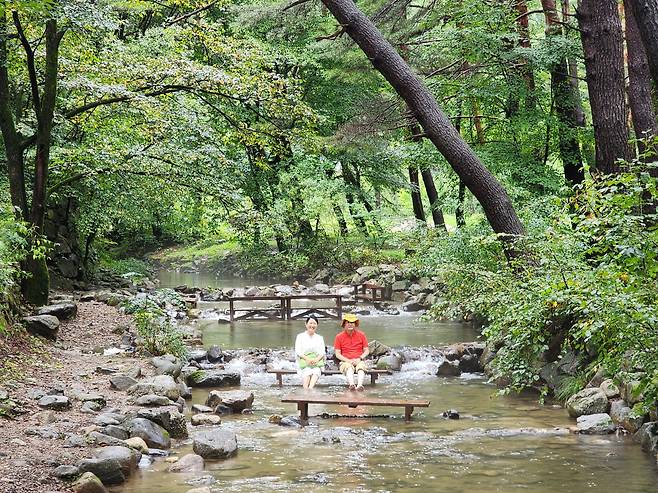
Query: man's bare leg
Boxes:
[
  {"xmin": 346, "ymin": 366, "xmax": 356, "ymax": 389},
  {"xmin": 356, "ymin": 369, "xmax": 365, "ymax": 390}
]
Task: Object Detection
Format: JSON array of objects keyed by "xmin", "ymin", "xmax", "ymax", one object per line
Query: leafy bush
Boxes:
[
  {"xmin": 134, "ymin": 308, "xmax": 187, "ymax": 358},
  {"xmin": 415, "ymin": 166, "xmax": 658, "ymax": 411}
]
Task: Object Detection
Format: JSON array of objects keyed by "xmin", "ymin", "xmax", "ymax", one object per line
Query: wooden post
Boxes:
[
  {"xmin": 336, "ymin": 296, "xmax": 342, "ymax": 320},
  {"xmin": 229, "ymin": 299, "xmax": 234, "ymax": 323},
  {"xmin": 277, "ymin": 373, "xmax": 283, "ymax": 387},
  {"xmin": 298, "ymin": 402, "xmax": 309, "ymax": 421},
  {"xmin": 280, "ymin": 299, "xmax": 285, "ymax": 320},
  {"xmin": 405, "ymin": 406, "xmax": 413, "ymax": 422},
  {"xmin": 370, "ymin": 373, "xmax": 376, "ymax": 385}
]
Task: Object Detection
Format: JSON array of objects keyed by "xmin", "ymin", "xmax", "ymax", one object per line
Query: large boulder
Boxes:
[
  {"xmin": 192, "ymin": 429, "xmax": 238, "ymax": 459},
  {"xmin": 634, "ymin": 422, "xmax": 658, "ymax": 453},
  {"xmin": 458, "ymin": 354, "xmax": 483, "ymax": 373},
  {"xmin": 36, "ymin": 303, "xmax": 78, "ymax": 320},
  {"xmin": 599, "ymin": 379, "xmax": 620, "ymax": 399},
  {"xmin": 126, "ymin": 418, "xmax": 171, "ymax": 449},
  {"xmin": 168, "ymin": 453, "xmax": 204, "ymax": 473},
  {"xmin": 376, "ymin": 354, "xmax": 402, "ymax": 372},
  {"xmin": 576, "ymin": 413, "xmax": 615, "ymax": 434},
  {"xmin": 151, "ymin": 356, "xmax": 183, "ymax": 378},
  {"xmin": 23, "ymin": 315, "xmax": 60, "ymax": 339},
  {"xmin": 205, "ymin": 390, "xmax": 254, "ymax": 413},
  {"xmin": 436, "ymin": 360, "xmax": 461, "ymax": 377},
  {"xmin": 368, "ymin": 340, "xmax": 391, "ymax": 358},
  {"xmin": 188, "ymin": 370, "xmax": 240, "ymax": 388},
  {"xmin": 566, "ymin": 388, "xmax": 609, "ymax": 418},
  {"xmin": 92, "ymin": 446, "xmax": 141, "ymax": 478},
  {"xmin": 401, "ymin": 298, "xmax": 423, "ymax": 312},
  {"xmin": 77, "ymin": 458, "xmax": 125, "ymax": 485},
  {"xmin": 73, "ymin": 472, "xmax": 108, "ymax": 493},
  {"xmin": 610, "ymin": 400, "xmax": 644, "ymax": 433},
  {"xmin": 137, "ymin": 406, "xmax": 188, "ymax": 438},
  {"xmin": 127, "ymin": 375, "xmax": 180, "ymax": 401}
]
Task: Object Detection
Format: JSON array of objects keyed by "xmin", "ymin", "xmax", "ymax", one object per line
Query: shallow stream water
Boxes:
[{"xmin": 130, "ymin": 272, "xmax": 658, "ymax": 492}]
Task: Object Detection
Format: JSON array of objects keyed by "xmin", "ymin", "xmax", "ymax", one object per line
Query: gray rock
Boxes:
[
  {"xmin": 576, "ymin": 413, "xmax": 615, "ymax": 434},
  {"xmin": 23, "ymin": 315, "xmax": 60, "ymax": 339},
  {"xmin": 600, "ymin": 379, "xmax": 620, "ymax": 399},
  {"xmin": 81, "ymin": 401, "xmax": 103, "ymax": 413},
  {"xmin": 38, "ymin": 395, "xmax": 71, "ymax": 410},
  {"xmin": 391, "ymin": 280, "xmax": 409, "ymax": 291},
  {"xmin": 188, "ymin": 370, "xmax": 240, "ymax": 388},
  {"xmin": 86, "ymin": 431, "xmax": 127, "ymax": 447},
  {"xmin": 103, "ymin": 425, "xmax": 129, "ymax": 440},
  {"xmin": 77, "ymin": 458, "xmax": 125, "ymax": 485},
  {"xmin": 93, "ymin": 446, "xmax": 141, "ymax": 477},
  {"xmin": 244, "ymin": 286, "xmax": 260, "ymax": 296},
  {"xmin": 376, "ymin": 354, "xmax": 402, "ymax": 371},
  {"xmin": 137, "ymin": 406, "xmax": 188, "ymax": 439},
  {"xmin": 73, "ymin": 472, "xmax": 107, "ymax": 493},
  {"xmin": 168, "ymin": 453, "xmax": 204, "ymax": 473},
  {"xmin": 401, "ymin": 298, "xmax": 423, "ymax": 312},
  {"xmin": 458, "ymin": 354, "xmax": 483, "ymax": 373},
  {"xmin": 188, "ymin": 349, "xmax": 208, "ymax": 361},
  {"xmin": 205, "ymin": 390, "xmax": 254, "ymax": 413},
  {"xmin": 127, "ymin": 375, "xmax": 180, "ymax": 401},
  {"xmin": 127, "ymin": 418, "xmax": 171, "ymax": 449},
  {"xmin": 151, "ymin": 356, "xmax": 182, "ymax": 378},
  {"xmin": 436, "ymin": 360, "xmax": 461, "ymax": 377},
  {"xmin": 53, "ymin": 464, "xmax": 79, "ymax": 479},
  {"xmin": 110, "ymin": 375, "xmax": 137, "ymax": 391},
  {"xmin": 191, "ymin": 414, "xmax": 222, "ymax": 426},
  {"xmin": 368, "ymin": 340, "xmax": 391, "ymax": 358},
  {"xmin": 207, "ymin": 345, "xmax": 222, "ymax": 362},
  {"xmin": 37, "ymin": 303, "xmax": 78, "ymax": 320},
  {"xmin": 192, "ymin": 429, "xmax": 238, "ymax": 459},
  {"xmin": 312, "ymin": 283, "xmax": 330, "ymax": 294},
  {"xmin": 178, "ymin": 383, "xmax": 192, "ymax": 400},
  {"xmin": 609, "ymin": 400, "xmax": 644, "ymax": 433},
  {"xmin": 634, "ymin": 421, "xmax": 658, "ymax": 453},
  {"xmin": 192, "ymin": 404, "xmax": 213, "ymax": 414},
  {"xmin": 133, "ymin": 394, "xmax": 173, "ymax": 407},
  {"xmin": 94, "ymin": 413, "xmax": 123, "ymax": 426},
  {"xmin": 566, "ymin": 388, "xmax": 609, "ymax": 418}
]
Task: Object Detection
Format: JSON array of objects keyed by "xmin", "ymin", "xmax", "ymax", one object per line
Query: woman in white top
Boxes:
[{"xmin": 294, "ymin": 315, "xmax": 326, "ymax": 389}]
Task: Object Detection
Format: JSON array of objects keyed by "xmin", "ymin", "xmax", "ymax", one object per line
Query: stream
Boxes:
[{"xmin": 113, "ymin": 271, "xmax": 658, "ymax": 492}]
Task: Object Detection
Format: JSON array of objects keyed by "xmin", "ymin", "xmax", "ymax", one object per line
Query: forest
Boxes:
[{"xmin": 2, "ymin": 0, "xmax": 658, "ymax": 437}]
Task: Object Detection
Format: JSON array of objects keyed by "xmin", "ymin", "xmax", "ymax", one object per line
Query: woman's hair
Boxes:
[{"xmin": 305, "ymin": 314, "xmax": 319, "ymax": 324}]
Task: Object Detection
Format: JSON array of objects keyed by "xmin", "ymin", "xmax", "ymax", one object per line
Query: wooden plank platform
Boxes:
[
  {"xmin": 267, "ymin": 368, "xmax": 392, "ymax": 386},
  {"xmin": 228, "ymin": 295, "xmax": 342, "ymax": 322},
  {"xmin": 282, "ymin": 391, "xmax": 430, "ymax": 422}
]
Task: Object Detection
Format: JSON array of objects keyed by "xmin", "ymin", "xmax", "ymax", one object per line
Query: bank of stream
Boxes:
[{"xmin": 113, "ymin": 272, "xmax": 658, "ymax": 492}]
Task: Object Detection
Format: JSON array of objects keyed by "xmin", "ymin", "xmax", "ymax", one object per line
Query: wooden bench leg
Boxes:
[
  {"xmin": 277, "ymin": 374, "xmax": 283, "ymax": 387},
  {"xmin": 405, "ymin": 406, "xmax": 413, "ymax": 422},
  {"xmin": 298, "ymin": 402, "xmax": 308, "ymax": 421},
  {"xmin": 370, "ymin": 373, "xmax": 377, "ymax": 385}
]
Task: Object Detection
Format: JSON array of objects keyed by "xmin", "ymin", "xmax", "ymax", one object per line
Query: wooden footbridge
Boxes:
[{"xmin": 228, "ymin": 295, "xmax": 343, "ymax": 322}]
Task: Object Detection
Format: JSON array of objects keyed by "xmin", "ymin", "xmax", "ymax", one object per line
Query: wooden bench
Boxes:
[
  {"xmin": 267, "ymin": 368, "xmax": 392, "ymax": 387},
  {"xmin": 281, "ymin": 391, "xmax": 430, "ymax": 422}
]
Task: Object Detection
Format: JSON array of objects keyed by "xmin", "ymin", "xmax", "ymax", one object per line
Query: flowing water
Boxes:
[{"xmin": 126, "ymin": 272, "xmax": 658, "ymax": 492}]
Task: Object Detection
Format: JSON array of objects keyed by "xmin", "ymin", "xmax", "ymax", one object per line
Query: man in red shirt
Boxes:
[{"xmin": 334, "ymin": 313, "xmax": 370, "ymax": 390}]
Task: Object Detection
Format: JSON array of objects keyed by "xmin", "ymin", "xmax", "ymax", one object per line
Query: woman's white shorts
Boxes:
[{"xmin": 298, "ymin": 367, "xmax": 322, "ymax": 379}]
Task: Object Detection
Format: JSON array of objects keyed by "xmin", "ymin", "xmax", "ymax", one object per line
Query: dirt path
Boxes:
[{"xmin": 0, "ymin": 301, "xmax": 144, "ymax": 493}]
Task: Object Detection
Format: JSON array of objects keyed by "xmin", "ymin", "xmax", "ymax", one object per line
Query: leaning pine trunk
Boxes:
[
  {"xmin": 318, "ymin": 0, "xmax": 525, "ymax": 249},
  {"xmin": 625, "ymin": 0, "xmax": 658, "ymax": 90}
]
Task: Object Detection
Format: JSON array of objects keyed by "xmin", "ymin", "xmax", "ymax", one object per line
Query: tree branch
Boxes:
[
  {"xmin": 282, "ymin": 0, "xmax": 313, "ymax": 11},
  {"xmin": 12, "ymin": 11, "xmax": 41, "ymax": 122},
  {"xmin": 165, "ymin": 0, "xmax": 218, "ymax": 25}
]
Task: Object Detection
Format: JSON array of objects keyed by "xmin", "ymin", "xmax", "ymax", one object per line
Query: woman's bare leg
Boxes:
[
  {"xmin": 308, "ymin": 373, "xmax": 319, "ymax": 389},
  {"xmin": 302, "ymin": 375, "xmax": 311, "ymax": 388}
]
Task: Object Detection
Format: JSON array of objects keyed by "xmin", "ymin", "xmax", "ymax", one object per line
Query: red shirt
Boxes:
[{"xmin": 334, "ymin": 329, "xmax": 368, "ymax": 360}]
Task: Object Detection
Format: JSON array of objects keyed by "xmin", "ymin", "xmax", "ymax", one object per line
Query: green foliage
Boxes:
[
  {"xmin": 134, "ymin": 308, "xmax": 187, "ymax": 358},
  {"xmin": 417, "ymin": 166, "xmax": 658, "ymax": 410}
]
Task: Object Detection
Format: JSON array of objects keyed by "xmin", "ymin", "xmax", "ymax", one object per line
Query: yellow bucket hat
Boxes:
[{"xmin": 341, "ymin": 313, "xmax": 359, "ymax": 325}]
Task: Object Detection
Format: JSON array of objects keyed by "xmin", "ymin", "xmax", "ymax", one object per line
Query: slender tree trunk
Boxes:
[
  {"xmin": 333, "ymin": 204, "xmax": 349, "ymax": 235},
  {"xmin": 577, "ymin": 0, "xmax": 634, "ymax": 174},
  {"xmin": 514, "ymin": 0, "xmax": 537, "ymax": 111},
  {"xmin": 408, "ymin": 165, "xmax": 426, "ymax": 223},
  {"xmin": 346, "ymin": 192, "xmax": 368, "ymax": 235},
  {"xmin": 319, "ymin": 0, "xmax": 525, "ymax": 248},
  {"xmin": 456, "ymin": 180, "xmax": 466, "ymax": 227},
  {"xmin": 561, "ymin": 0, "xmax": 586, "ymax": 128},
  {"xmin": 471, "ymin": 99, "xmax": 485, "ymax": 145},
  {"xmin": 542, "ymin": 0, "xmax": 585, "ymax": 184},
  {"xmin": 420, "ymin": 168, "xmax": 446, "ymax": 230},
  {"xmin": 625, "ymin": 0, "xmax": 658, "ymax": 89},
  {"xmin": 624, "ymin": 0, "xmax": 658, "ymax": 159}
]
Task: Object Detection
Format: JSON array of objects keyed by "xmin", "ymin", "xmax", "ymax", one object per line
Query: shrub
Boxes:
[{"xmin": 134, "ymin": 308, "xmax": 187, "ymax": 358}]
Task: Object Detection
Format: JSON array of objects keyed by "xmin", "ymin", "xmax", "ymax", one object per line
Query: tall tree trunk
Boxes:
[
  {"xmin": 408, "ymin": 165, "xmax": 426, "ymax": 223},
  {"xmin": 625, "ymin": 0, "xmax": 658, "ymax": 89},
  {"xmin": 319, "ymin": 0, "xmax": 525, "ymax": 249},
  {"xmin": 561, "ymin": 0, "xmax": 586, "ymax": 128},
  {"xmin": 542, "ymin": 0, "xmax": 585, "ymax": 184},
  {"xmin": 624, "ymin": 0, "xmax": 658, "ymax": 159},
  {"xmin": 514, "ymin": 0, "xmax": 537, "ymax": 111},
  {"xmin": 333, "ymin": 203, "xmax": 349, "ymax": 235},
  {"xmin": 456, "ymin": 180, "xmax": 466, "ymax": 227},
  {"xmin": 420, "ymin": 168, "xmax": 446, "ymax": 230},
  {"xmin": 577, "ymin": 0, "xmax": 634, "ymax": 174}
]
